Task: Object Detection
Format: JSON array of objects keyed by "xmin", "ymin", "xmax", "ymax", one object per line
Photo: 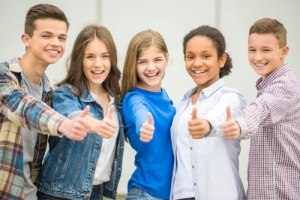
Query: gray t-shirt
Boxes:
[{"xmin": 21, "ymin": 72, "xmax": 43, "ymax": 200}]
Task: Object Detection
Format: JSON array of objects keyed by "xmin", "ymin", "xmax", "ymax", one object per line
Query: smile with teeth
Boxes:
[
  {"xmin": 145, "ymin": 72, "xmax": 158, "ymax": 77},
  {"xmin": 92, "ymin": 70, "xmax": 104, "ymax": 74},
  {"xmin": 255, "ymin": 63, "xmax": 267, "ymax": 67},
  {"xmin": 45, "ymin": 49, "xmax": 60, "ymax": 54},
  {"xmin": 193, "ymin": 70, "xmax": 206, "ymax": 74}
]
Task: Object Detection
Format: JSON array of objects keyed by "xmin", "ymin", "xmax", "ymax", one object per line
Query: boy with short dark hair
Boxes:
[
  {"xmin": 222, "ymin": 18, "xmax": 300, "ymax": 199},
  {"xmin": 0, "ymin": 4, "xmax": 91, "ymax": 200}
]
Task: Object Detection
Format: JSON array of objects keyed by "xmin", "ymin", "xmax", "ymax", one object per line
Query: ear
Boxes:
[
  {"xmin": 281, "ymin": 45, "xmax": 289, "ymax": 59},
  {"xmin": 219, "ymin": 53, "xmax": 227, "ymax": 68},
  {"xmin": 21, "ymin": 34, "xmax": 30, "ymax": 47}
]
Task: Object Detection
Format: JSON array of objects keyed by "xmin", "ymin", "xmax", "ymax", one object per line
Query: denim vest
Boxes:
[{"xmin": 35, "ymin": 84, "xmax": 125, "ymax": 200}]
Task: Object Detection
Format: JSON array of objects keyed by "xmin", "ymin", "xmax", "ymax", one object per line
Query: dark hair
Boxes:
[
  {"xmin": 121, "ymin": 29, "xmax": 168, "ymax": 100},
  {"xmin": 249, "ymin": 18, "xmax": 286, "ymax": 48},
  {"xmin": 57, "ymin": 25, "xmax": 121, "ymax": 99},
  {"xmin": 25, "ymin": 4, "xmax": 70, "ymax": 37},
  {"xmin": 183, "ymin": 25, "xmax": 232, "ymax": 78}
]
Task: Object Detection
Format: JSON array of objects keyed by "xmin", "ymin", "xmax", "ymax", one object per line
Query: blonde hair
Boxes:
[{"xmin": 121, "ymin": 30, "xmax": 168, "ymax": 100}]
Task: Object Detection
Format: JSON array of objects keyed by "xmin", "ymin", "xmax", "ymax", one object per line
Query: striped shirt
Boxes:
[
  {"xmin": 0, "ymin": 58, "xmax": 65, "ymax": 200},
  {"xmin": 237, "ymin": 64, "xmax": 300, "ymax": 199}
]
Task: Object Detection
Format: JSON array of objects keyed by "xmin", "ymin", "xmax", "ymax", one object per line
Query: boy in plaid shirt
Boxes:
[
  {"xmin": 222, "ymin": 18, "xmax": 300, "ymax": 199},
  {"xmin": 0, "ymin": 4, "xmax": 91, "ymax": 200}
]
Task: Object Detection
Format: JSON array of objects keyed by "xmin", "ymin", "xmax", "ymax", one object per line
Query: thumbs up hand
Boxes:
[
  {"xmin": 222, "ymin": 106, "xmax": 240, "ymax": 139},
  {"xmin": 94, "ymin": 105, "xmax": 117, "ymax": 139},
  {"xmin": 140, "ymin": 112, "xmax": 155, "ymax": 142},
  {"xmin": 188, "ymin": 107, "xmax": 211, "ymax": 139},
  {"xmin": 58, "ymin": 106, "xmax": 91, "ymax": 141}
]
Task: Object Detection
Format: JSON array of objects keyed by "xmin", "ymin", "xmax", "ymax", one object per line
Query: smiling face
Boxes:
[
  {"xmin": 83, "ymin": 38, "xmax": 111, "ymax": 93},
  {"xmin": 185, "ymin": 36, "xmax": 226, "ymax": 91},
  {"xmin": 22, "ymin": 18, "xmax": 67, "ymax": 66},
  {"xmin": 248, "ymin": 33, "xmax": 288, "ymax": 79},
  {"xmin": 136, "ymin": 45, "xmax": 168, "ymax": 92}
]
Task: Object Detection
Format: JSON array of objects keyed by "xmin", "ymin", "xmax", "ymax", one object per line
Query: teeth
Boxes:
[
  {"xmin": 145, "ymin": 73, "xmax": 157, "ymax": 77},
  {"xmin": 46, "ymin": 50, "xmax": 59, "ymax": 54},
  {"xmin": 194, "ymin": 70, "xmax": 205, "ymax": 74},
  {"xmin": 256, "ymin": 63, "xmax": 266, "ymax": 67},
  {"xmin": 92, "ymin": 70, "xmax": 103, "ymax": 74}
]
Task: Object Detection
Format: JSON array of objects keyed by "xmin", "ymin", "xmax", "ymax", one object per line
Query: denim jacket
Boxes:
[{"xmin": 35, "ymin": 84, "xmax": 125, "ymax": 200}]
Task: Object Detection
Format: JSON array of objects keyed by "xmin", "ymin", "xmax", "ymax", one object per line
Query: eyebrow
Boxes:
[{"xmin": 41, "ymin": 31, "xmax": 67, "ymax": 37}]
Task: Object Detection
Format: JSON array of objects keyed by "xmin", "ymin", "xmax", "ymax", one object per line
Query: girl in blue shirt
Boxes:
[{"xmin": 121, "ymin": 30, "xmax": 176, "ymax": 200}]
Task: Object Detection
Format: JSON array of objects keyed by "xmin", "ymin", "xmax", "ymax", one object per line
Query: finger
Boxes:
[
  {"xmin": 191, "ymin": 107, "xmax": 197, "ymax": 120},
  {"xmin": 147, "ymin": 112, "xmax": 153, "ymax": 125},
  {"xmin": 78, "ymin": 106, "xmax": 90, "ymax": 118},
  {"xmin": 226, "ymin": 106, "xmax": 233, "ymax": 121},
  {"xmin": 107, "ymin": 105, "xmax": 115, "ymax": 120}
]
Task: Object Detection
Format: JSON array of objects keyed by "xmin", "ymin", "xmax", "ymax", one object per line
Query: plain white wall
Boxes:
[{"xmin": 1, "ymin": 0, "xmax": 299, "ymax": 196}]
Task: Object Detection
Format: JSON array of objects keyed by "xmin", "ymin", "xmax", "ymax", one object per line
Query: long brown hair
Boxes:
[
  {"xmin": 57, "ymin": 25, "xmax": 121, "ymax": 98},
  {"xmin": 121, "ymin": 29, "xmax": 168, "ymax": 100}
]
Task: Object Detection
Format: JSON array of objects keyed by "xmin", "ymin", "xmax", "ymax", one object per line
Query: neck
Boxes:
[{"xmin": 20, "ymin": 53, "xmax": 48, "ymax": 85}]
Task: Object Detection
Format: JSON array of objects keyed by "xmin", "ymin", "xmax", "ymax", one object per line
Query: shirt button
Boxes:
[
  {"xmin": 194, "ymin": 183, "xmax": 196, "ymax": 186},
  {"xmin": 92, "ymin": 166, "xmax": 96, "ymax": 170},
  {"xmin": 190, "ymin": 147, "xmax": 193, "ymax": 150},
  {"xmin": 192, "ymin": 165, "xmax": 194, "ymax": 168},
  {"xmin": 98, "ymin": 144, "xmax": 102, "ymax": 148}
]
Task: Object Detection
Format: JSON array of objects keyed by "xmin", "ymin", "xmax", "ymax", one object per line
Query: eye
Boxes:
[
  {"xmin": 186, "ymin": 55, "xmax": 194, "ymax": 60},
  {"xmin": 248, "ymin": 49, "xmax": 256, "ymax": 52},
  {"xmin": 42, "ymin": 35, "xmax": 50, "ymax": 38},
  {"xmin": 138, "ymin": 60, "xmax": 146, "ymax": 64},
  {"xmin": 263, "ymin": 49, "xmax": 271, "ymax": 52},
  {"xmin": 203, "ymin": 55, "xmax": 210, "ymax": 59},
  {"xmin": 155, "ymin": 58, "xmax": 162, "ymax": 62},
  {"xmin": 86, "ymin": 55, "xmax": 94, "ymax": 59},
  {"xmin": 59, "ymin": 37, "xmax": 66, "ymax": 41}
]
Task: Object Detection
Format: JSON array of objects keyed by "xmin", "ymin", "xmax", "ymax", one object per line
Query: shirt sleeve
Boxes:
[
  {"xmin": 122, "ymin": 93, "xmax": 149, "ymax": 137},
  {"xmin": 0, "ymin": 65, "xmax": 65, "ymax": 136},
  {"xmin": 201, "ymin": 89, "xmax": 246, "ymax": 137},
  {"xmin": 237, "ymin": 78, "xmax": 295, "ymax": 139}
]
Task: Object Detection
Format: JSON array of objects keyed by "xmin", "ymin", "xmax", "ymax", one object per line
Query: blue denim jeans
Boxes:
[
  {"xmin": 126, "ymin": 186, "xmax": 169, "ymax": 200},
  {"xmin": 37, "ymin": 184, "xmax": 103, "ymax": 200}
]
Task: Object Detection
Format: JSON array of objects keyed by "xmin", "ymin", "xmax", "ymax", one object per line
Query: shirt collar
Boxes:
[
  {"xmin": 9, "ymin": 57, "xmax": 51, "ymax": 92},
  {"xmin": 256, "ymin": 63, "xmax": 290, "ymax": 90},
  {"xmin": 183, "ymin": 79, "xmax": 225, "ymax": 100}
]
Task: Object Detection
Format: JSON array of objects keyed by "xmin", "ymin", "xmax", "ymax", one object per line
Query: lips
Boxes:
[
  {"xmin": 145, "ymin": 72, "xmax": 158, "ymax": 77},
  {"xmin": 45, "ymin": 49, "xmax": 60, "ymax": 54},
  {"xmin": 193, "ymin": 70, "xmax": 207, "ymax": 74},
  {"xmin": 255, "ymin": 63, "xmax": 267, "ymax": 67},
  {"xmin": 91, "ymin": 70, "xmax": 104, "ymax": 74}
]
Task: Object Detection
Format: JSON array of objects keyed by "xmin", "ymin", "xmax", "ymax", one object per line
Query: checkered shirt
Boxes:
[
  {"xmin": 237, "ymin": 64, "xmax": 300, "ymax": 199},
  {"xmin": 0, "ymin": 58, "xmax": 65, "ymax": 200}
]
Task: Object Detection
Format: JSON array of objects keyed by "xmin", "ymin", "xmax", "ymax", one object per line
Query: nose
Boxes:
[
  {"xmin": 49, "ymin": 37, "xmax": 60, "ymax": 46},
  {"xmin": 253, "ymin": 51, "xmax": 263, "ymax": 61},
  {"xmin": 94, "ymin": 57, "xmax": 102, "ymax": 67},
  {"xmin": 193, "ymin": 57, "xmax": 203, "ymax": 67},
  {"xmin": 146, "ymin": 62, "xmax": 155, "ymax": 70}
]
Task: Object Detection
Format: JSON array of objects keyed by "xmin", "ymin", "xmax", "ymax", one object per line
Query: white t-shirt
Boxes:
[{"xmin": 91, "ymin": 93, "xmax": 119, "ymax": 185}]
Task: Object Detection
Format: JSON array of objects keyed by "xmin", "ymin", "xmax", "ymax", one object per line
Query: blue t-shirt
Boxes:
[{"xmin": 122, "ymin": 87, "xmax": 176, "ymax": 198}]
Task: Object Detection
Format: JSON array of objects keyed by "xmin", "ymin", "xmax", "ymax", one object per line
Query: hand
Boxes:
[
  {"xmin": 94, "ymin": 105, "xmax": 117, "ymax": 139},
  {"xmin": 188, "ymin": 107, "xmax": 211, "ymax": 139},
  {"xmin": 222, "ymin": 106, "xmax": 240, "ymax": 139},
  {"xmin": 140, "ymin": 112, "xmax": 155, "ymax": 142},
  {"xmin": 58, "ymin": 106, "xmax": 91, "ymax": 141}
]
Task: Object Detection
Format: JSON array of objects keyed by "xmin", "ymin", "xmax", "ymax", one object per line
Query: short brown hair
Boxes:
[
  {"xmin": 249, "ymin": 18, "xmax": 287, "ymax": 48},
  {"xmin": 25, "ymin": 4, "xmax": 70, "ymax": 37}
]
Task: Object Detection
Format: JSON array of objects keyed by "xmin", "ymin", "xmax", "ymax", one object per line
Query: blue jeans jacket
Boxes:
[{"xmin": 35, "ymin": 84, "xmax": 125, "ymax": 200}]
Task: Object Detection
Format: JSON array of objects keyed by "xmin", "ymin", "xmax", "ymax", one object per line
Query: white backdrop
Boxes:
[{"xmin": 1, "ymin": 0, "xmax": 299, "ymax": 195}]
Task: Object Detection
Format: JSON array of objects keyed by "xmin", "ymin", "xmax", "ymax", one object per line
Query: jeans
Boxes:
[
  {"xmin": 126, "ymin": 186, "xmax": 169, "ymax": 200},
  {"xmin": 37, "ymin": 184, "xmax": 103, "ymax": 200}
]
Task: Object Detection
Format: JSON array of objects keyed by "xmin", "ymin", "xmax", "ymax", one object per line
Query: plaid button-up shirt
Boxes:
[
  {"xmin": 237, "ymin": 64, "xmax": 300, "ymax": 199},
  {"xmin": 0, "ymin": 58, "xmax": 65, "ymax": 200}
]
